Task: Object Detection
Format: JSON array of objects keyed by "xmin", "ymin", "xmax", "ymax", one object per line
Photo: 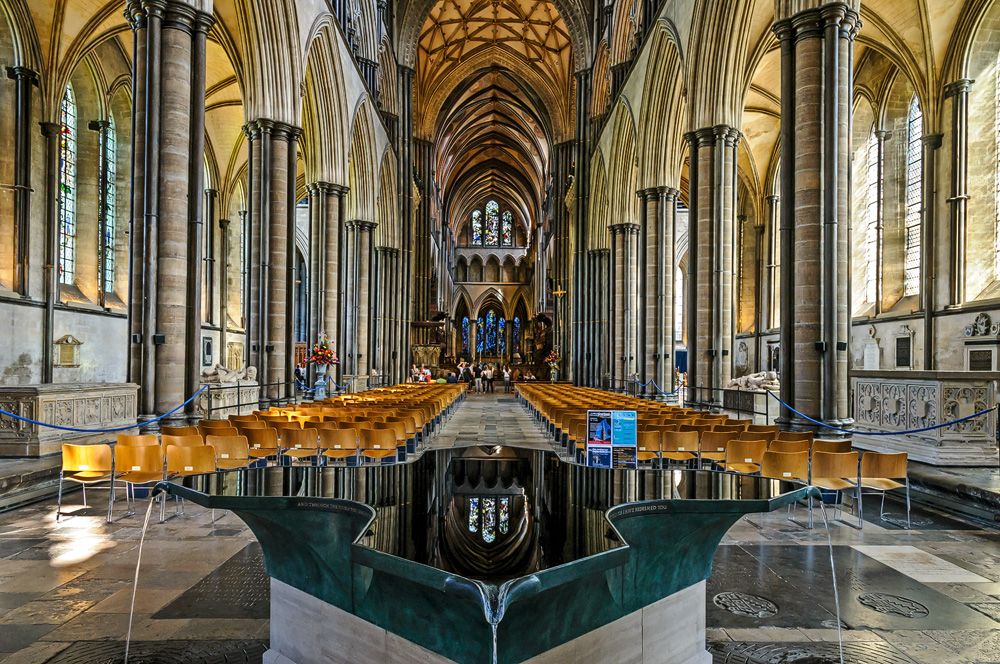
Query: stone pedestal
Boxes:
[
  {"xmin": 0, "ymin": 383, "xmax": 139, "ymax": 456},
  {"xmin": 264, "ymin": 579, "xmax": 711, "ymax": 664},
  {"xmin": 196, "ymin": 381, "xmax": 260, "ymax": 419}
]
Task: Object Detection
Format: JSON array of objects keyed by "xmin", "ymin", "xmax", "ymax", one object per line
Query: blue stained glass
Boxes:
[
  {"xmin": 485, "ymin": 200, "xmax": 499, "ymax": 245},
  {"xmin": 468, "ymin": 497, "xmax": 479, "ymax": 533},
  {"xmin": 513, "ymin": 317, "xmax": 521, "ymax": 353},
  {"xmin": 485, "ymin": 311, "xmax": 497, "ymax": 354},
  {"xmin": 502, "ymin": 211, "xmax": 513, "ymax": 246},
  {"xmin": 477, "ymin": 318, "xmax": 484, "ymax": 352},
  {"xmin": 482, "ymin": 498, "xmax": 496, "ymax": 543},
  {"xmin": 462, "ymin": 317, "xmax": 470, "ymax": 353},
  {"xmin": 498, "ymin": 318, "xmax": 506, "ymax": 356},
  {"xmin": 472, "ymin": 210, "xmax": 482, "ymax": 244},
  {"xmin": 499, "ymin": 497, "xmax": 509, "ymax": 534}
]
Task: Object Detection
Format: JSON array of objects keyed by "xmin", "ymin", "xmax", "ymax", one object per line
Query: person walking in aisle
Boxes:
[{"xmin": 474, "ymin": 364, "xmax": 483, "ymax": 393}]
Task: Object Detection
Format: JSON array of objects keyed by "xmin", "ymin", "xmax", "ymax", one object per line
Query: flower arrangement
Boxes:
[
  {"xmin": 545, "ymin": 350, "xmax": 559, "ymax": 369},
  {"xmin": 310, "ymin": 333, "xmax": 340, "ymax": 365}
]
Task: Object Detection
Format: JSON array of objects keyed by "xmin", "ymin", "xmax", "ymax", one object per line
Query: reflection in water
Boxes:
[{"xmin": 176, "ymin": 446, "xmax": 803, "ymax": 583}]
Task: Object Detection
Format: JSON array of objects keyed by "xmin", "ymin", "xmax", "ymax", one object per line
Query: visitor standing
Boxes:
[
  {"xmin": 474, "ymin": 364, "xmax": 483, "ymax": 393},
  {"xmin": 503, "ymin": 365, "xmax": 511, "ymax": 393},
  {"xmin": 484, "ymin": 365, "xmax": 494, "ymax": 393}
]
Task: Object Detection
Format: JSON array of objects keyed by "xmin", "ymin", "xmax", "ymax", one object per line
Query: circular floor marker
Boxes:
[
  {"xmin": 856, "ymin": 592, "xmax": 929, "ymax": 618},
  {"xmin": 713, "ymin": 591, "xmax": 779, "ymax": 617}
]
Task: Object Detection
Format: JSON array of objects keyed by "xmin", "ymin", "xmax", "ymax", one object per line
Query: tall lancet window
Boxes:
[
  {"xmin": 472, "ymin": 210, "xmax": 483, "ymax": 245},
  {"xmin": 502, "ymin": 210, "xmax": 513, "ymax": 246},
  {"xmin": 59, "ymin": 84, "xmax": 78, "ymax": 285},
  {"xmin": 102, "ymin": 115, "xmax": 117, "ymax": 295},
  {"xmin": 485, "ymin": 200, "xmax": 499, "ymax": 245},
  {"xmin": 904, "ymin": 96, "xmax": 922, "ymax": 296},
  {"xmin": 864, "ymin": 129, "xmax": 880, "ymax": 304}
]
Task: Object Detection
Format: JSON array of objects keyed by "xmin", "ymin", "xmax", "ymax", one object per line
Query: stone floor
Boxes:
[{"xmin": 0, "ymin": 392, "xmax": 995, "ymax": 663}]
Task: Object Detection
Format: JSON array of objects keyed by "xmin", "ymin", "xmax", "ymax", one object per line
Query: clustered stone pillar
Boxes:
[
  {"xmin": 244, "ymin": 119, "xmax": 300, "ymax": 402},
  {"xmin": 551, "ymin": 141, "xmax": 573, "ymax": 373},
  {"xmin": 398, "ymin": 66, "xmax": 415, "ymax": 378},
  {"xmin": 609, "ymin": 223, "xmax": 639, "ymax": 389},
  {"xmin": 372, "ymin": 246, "xmax": 400, "ymax": 381},
  {"xmin": 637, "ymin": 187, "xmax": 677, "ymax": 398},
  {"xmin": 684, "ymin": 126, "xmax": 739, "ymax": 405},
  {"xmin": 773, "ymin": 2, "xmax": 858, "ymax": 428},
  {"xmin": 125, "ymin": 0, "xmax": 214, "ymax": 425},
  {"xmin": 343, "ymin": 220, "xmax": 377, "ymax": 379},
  {"xmin": 945, "ymin": 79, "xmax": 971, "ymax": 306},
  {"xmin": 412, "ymin": 138, "xmax": 432, "ymax": 343},
  {"xmin": 572, "ymin": 69, "xmax": 592, "ymax": 383},
  {"xmin": 920, "ymin": 133, "xmax": 942, "ymax": 369}
]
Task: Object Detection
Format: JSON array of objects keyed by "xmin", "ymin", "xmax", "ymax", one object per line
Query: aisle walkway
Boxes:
[{"xmin": 430, "ymin": 390, "xmax": 552, "ymax": 451}]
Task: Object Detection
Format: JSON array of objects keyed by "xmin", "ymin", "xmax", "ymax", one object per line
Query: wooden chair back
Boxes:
[
  {"xmin": 739, "ymin": 431, "xmax": 776, "ymax": 444},
  {"xmin": 637, "ymin": 431, "xmax": 661, "ymax": 454},
  {"xmin": 860, "ymin": 451, "xmax": 907, "ymax": 480},
  {"xmin": 115, "ymin": 444, "xmax": 163, "ymax": 474},
  {"xmin": 283, "ymin": 427, "xmax": 320, "ymax": 451},
  {"xmin": 228, "ymin": 414, "xmax": 257, "ymax": 423},
  {"xmin": 205, "ymin": 435, "xmax": 249, "ymax": 461},
  {"xmin": 768, "ymin": 439, "xmax": 810, "ymax": 454},
  {"xmin": 700, "ymin": 431, "xmax": 736, "ymax": 455},
  {"xmin": 812, "ymin": 439, "xmax": 853, "ymax": 454},
  {"xmin": 726, "ymin": 439, "xmax": 767, "ymax": 467},
  {"xmin": 62, "ymin": 443, "xmax": 113, "ymax": 473},
  {"xmin": 661, "ymin": 430, "xmax": 699, "ymax": 454},
  {"xmin": 811, "ymin": 451, "xmax": 859, "ymax": 480},
  {"xmin": 320, "ymin": 428, "xmax": 359, "ymax": 451},
  {"xmin": 161, "ymin": 426, "xmax": 199, "ymax": 436},
  {"xmin": 747, "ymin": 424, "xmax": 779, "ymax": 434},
  {"xmin": 775, "ymin": 431, "xmax": 814, "ymax": 443},
  {"xmin": 761, "ymin": 450, "xmax": 809, "ymax": 482},
  {"xmin": 165, "ymin": 444, "xmax": 216, "ymax": 475},
  {"xmin": 245, "ymin": 427, "xmax": 279, "ymax": 451},
  {"xmin": 361, "ymin": 428, "xmax": 397, "ymax": 451},
  {"xmin": 160, "ymin": 434, "xmax": 204, "ymax": 449},
  {"xmin": 116, "ymin": 434, "xmax": 159, "ymax": 447}
]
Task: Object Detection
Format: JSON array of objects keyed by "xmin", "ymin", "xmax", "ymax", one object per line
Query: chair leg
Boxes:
[
  {"xmin": 905, "ymin": 479, "xmax": 911, "ymax": 530},
  {"xmin": 81, "ymin": 484, "xmax": 88, "ymax": 509},
  {"xmin": 56, "ymin": 474, "xmax": 64, "ymax": 521},
  {"xmin": 106, "ymin": 481, "xmax": 115, "ymax": 524},
  {"xmin": 857, "ymin": 484, "xmax": 863, "ymax": 529}
]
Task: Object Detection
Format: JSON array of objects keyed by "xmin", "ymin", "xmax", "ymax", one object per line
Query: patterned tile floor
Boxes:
[{"xmin": 0, "ymin": 393, "xmax": 994, "ymax": 663}]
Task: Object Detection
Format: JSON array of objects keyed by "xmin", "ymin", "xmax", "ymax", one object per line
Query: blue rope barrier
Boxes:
[
  {"xmin": 330, "ymin": 377, "xmax": 355, "ymax": 391},
  {"xmin": 0, "ymin": 385, "xmax": 209, "ymax": 433},
  {"xmin": 765, "ymin": 390, "xmax": 994, "ymax": 436},
  {"xmin": 296, "ymin": 376, "xmax": 332, "ymax": 393},
  {"xmin": 633, "ymin": 377, "xmax": 680, "ymax": 396}
]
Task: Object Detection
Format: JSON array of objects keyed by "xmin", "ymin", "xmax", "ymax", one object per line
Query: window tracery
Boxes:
[
  {"xmin": 904, "ymin": 96, "xmax": 922, "ymax": 296},
  {"xmin": 59, "ymin": 84, "xmax": 77, "ymax": 285}
]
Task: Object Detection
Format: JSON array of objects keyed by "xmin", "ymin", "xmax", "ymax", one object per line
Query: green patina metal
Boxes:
[{"xmin": 157, "ymin": 460, "xmax": 820, "ymax": 664}]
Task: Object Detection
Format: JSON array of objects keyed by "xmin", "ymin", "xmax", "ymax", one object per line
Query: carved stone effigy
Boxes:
[
  {"xmin": 411, "ymin": 345, "xmax": 442, "ymax": 376},
  {"xmin": 197, "ymin": 368, "xmax": 261, "ymax": 419},
  {"xmin": 0, "ymin": 383, "xmax": 139, "ymax": 456},
  {"xmin": 850, "ymin": 377, "xmax": 998, "ymax": 465}
]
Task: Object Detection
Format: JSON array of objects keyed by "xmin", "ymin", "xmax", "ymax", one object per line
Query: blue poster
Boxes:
[{"xmin": 587, "ymin": 410, "xmax": 637, "ymax": 469}]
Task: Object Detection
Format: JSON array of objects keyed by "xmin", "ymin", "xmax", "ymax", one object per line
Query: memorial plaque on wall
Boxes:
[{"xmin": 586, "ymin": 410, "xmax": 637, "ymax": 469}]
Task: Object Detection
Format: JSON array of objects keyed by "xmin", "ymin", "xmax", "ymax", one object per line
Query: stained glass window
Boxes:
[
  {"xmin": 482, "ymin": 498, "xmax": 496, "ymax": 543},
  {"xmin": 468, "ymin": 497, "xmax": 479, "ymax": 533},
  {"xmin": 499, "ymin": 497, "xmax": 509, "ymax": 534},
  {"xmin": 498, "ymin": 318, "xmax": 506, "ymax": 356},
  {"xmin": 102, "ymin": 116, "xmax": 117, "ymax": 295},
  {"xmin": 904, "ymin": 96, "xmax": 922, "ymax": 297},
  {"xmin": 485, "ymin": 310, "xmax": 497, "ymax": 354},
  {"xmin": 477, "ymin": 317, "xmax": 484, "ymax": 352},
  {"xmin": 502, "ymin": 211, "xmax": 513, "ymax": 246},
  {"xmin": 59, "ymin": 84, "xmax": 77, "ymax": 285},
  {"xmin": 485, "ymin": 200, "xmax": 499, "ymax": 245},
  {"xmin": 472, "ymin": 210, "xmax": 483, "ymax": 245},
  {"xmin": 462, "ymin": 317, "xmax": 470, "ymax": 353},
  {"xmin": 513, "ymin": 317, "xmax": 521, "ymax": 353}
]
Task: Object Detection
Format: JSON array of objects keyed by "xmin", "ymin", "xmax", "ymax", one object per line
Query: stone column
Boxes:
[
  {"xmin": 398, "ymin": 66, "xmax": 415, "ymax": 379},
  {"xmin": 89, "ymin": 120, "xmax": 111, "ymax": 302},
  {"xmin": 573, "ymin": 70, "xmax": 592, "ymax": 384},
  {"xmin": 598, "ymin": 248, "xmax": 610, "ymax": 387},
  {"xmin": 753, "ymin": 214, "xmax": 765, "ymax": 372},
  {"xmin": 658, "ymin": 187, "xmax": 677, "ymax": 397},
  {"xmin": 873, "ymin": 129, "xmax": 889, "ymax": 315},
  {"xmin": 773, "ymin": 3, "xmax": 858, "ymax": 428},
  {"xmin": 40, "ymin": 122, "xmax": 60, "ymax": 384},
  {"xmin": 638, "ymin": 188, "xmax": 654, "ymax": 394},
  {"xmin": 219, "ymin": 217, "xmax": 230, "ymax": 367},
  {"xmin": 609, "ymin": 223, "xmax": 639, "ymax": 388},
  {"xmin": 325, "ymin": 184, "xmax": 347, "ymax": 378},
  {"xmin": 244, "ymin": 119, "xmax": 268, "ymax": 385},
  {"xmin": 154, "ymin": 2, "xmax": 195, "ymax": 422},
  {"xmin": 921, "ymin": 134, "xmax": 942, "ymax": 369},
  {"xmin": 413, "ymin": 139, "xmax": 432, "ymax": 342},
  {"xmin": 945, "ymin": 79, "xmax": 971, "ymax": 306},
  {"xmin": 204, "ymin": 188, "xmax": 218, "ymax": 324},
  {"xmin": 127, "ymin": 4, "xmax": 147, "ymax": 386},
  {"xmin": 610, "ymin": 224, "xmax": 624, "ymax": 386},
  {"xmin": 265, "ymin": 123, "xmax": 291, "ymax": 402},
  {"xmin": 306, "ymin": 182, "xmax": 322, "ymax": 378},
  {"xmin": 6, "ymin": 66, "xmax": 36, "ymax": 296},
  {"xmin": 284, "ymin": 128, "xmax": 301, "ymax": 401}
]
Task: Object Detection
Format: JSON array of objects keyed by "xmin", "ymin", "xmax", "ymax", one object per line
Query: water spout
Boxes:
[
  {"xmin": 444, "ymin": 575, "xmax": 541, "ymax": 664},
  {"xmin": 124, "ymin": 491, "xmax": 161, "ymax": 664}
]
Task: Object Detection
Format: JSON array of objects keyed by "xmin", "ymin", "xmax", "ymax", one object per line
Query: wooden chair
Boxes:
[
  {"xmin": 360, "ymin": 429, "xmax": 398, "ymax": 464},
  {"xmin": 811, "ymin": 451, "xmax": 862, "ymax": 528},
  {"xmin": 117, "ymin": 434, "xmax": 159, "ymax": 447},
  {"xmin": 636, "ymin": 431, "xmax": 661, "ymax": 467},
  {"xmin": 198, "ymin": 419, "xmax": 234, "ymax": 432},
  {"xmin": 739, "ymin": 430, "xmax": 776, "ymax": 445},
  {"xmin": 245, "ymin": 427, "xmax": 281, "ymax": 464},
  {"xmin": 699, "ymin": 431, "xmax": 735, "ymax": 467},
  {"xmin": 164, "ymin": 445, "xmax": 218, "ymax": 521},
  {"xmin": 161, "ymin": 434, "xmax": 204, "ymax": 449},
  {"xmin": 114, "ymin": 444, "xmax": 165, "ymax": 517},
  {"xmin": 761, "ymin": 449, "xmax": 813, "ymax": 528},
  {"xmin": 860, "ymin": 452, "xmax": 910, "ymax": 529},
  {"xmin": 812, "ymin": 439, "xmax": 853, "ymax": 454},
  {"xmin": 58, "ymin": 443, "xmax": 115, "ymax": 522},
  {"xmin": 724, "ymin": 419, "xmax": 752, "ymax": 429},
  {"xmin": 711, "ymin": 425, "xmax": 746, "ymax": 434},
  {"xmin": 678, "ymin": 424, "xmax": 713, "ymax": 436},
  {"xmin": 205, "ymin": 435, "xmax": 250, "ymax": 470},
  {"xmin": 228, "ymin": 414, "xmax": 257, "ymax": 424},
  {"xmin": 375, "ymin": 421, "xmax": 408, "ymax": 458},
  {"xmin": 161, "ymin": 426, "xmax": 199, "ymax": 436},
  {"xmin": 775, "ymin": 431, "xmax": 814, "ymax": 443},
  {"xmin": 724, "ymin": 439, "xmax": 767, "ymax": 474},
  {"xmin": 660, "ymin": 430, "xmax": 699, "ymax": 466},
  {"xmin": 320, "ymin": 429, "xmax": 360, "ymax": 465},
  {"xmin": 746, "ymin": 424, "xmax": 779, "ymax": 435},
  {"xmin": 282, "ymin": 428, "xmax": 322, "ymax": 465},
  {"xmin": 768, "ymin": 439, "xmax": 811, "ymax": 454}
]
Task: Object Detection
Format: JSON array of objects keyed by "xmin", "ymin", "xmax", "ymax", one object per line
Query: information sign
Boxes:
[{"xmin": 586, "ymin": 410, "xmax": 637, "ymax": 469}]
